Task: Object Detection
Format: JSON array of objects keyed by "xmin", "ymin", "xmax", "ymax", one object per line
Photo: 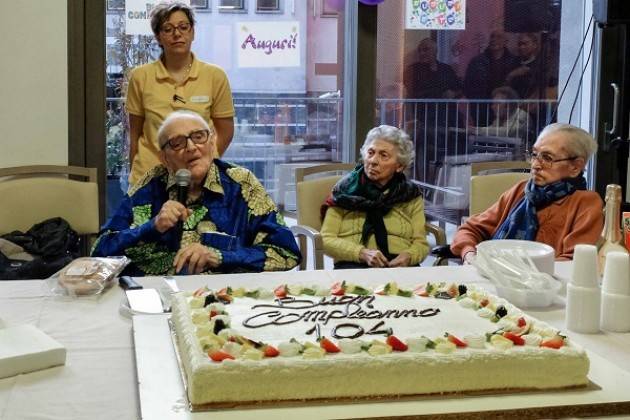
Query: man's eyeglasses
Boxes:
[
  {"xmin": 163, "ymin": 129, "xmax": 211, "ymax": 151},
  {"xmin": 160, "ymin": 22, "xmax": 192, "ymax": 36},
  {"xmin": 527, "ymin": 151, "xmax": 578, "ymax": 168}
]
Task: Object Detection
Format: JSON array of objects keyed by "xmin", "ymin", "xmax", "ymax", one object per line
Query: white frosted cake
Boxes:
[{"xmin": 170, "ymin": 281, "xmax": 589, "ymax": 407}]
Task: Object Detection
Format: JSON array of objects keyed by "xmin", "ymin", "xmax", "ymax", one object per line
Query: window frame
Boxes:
[
  {"xmin": 191, "ymin": 0, "xmax": 212, "ymax": 12},
  {"xmin": 321, "ymin": 0, "xmax": 338, "ymax": 18},
  {"xmin": 105, "ymin": 0, "xmax": 124, "ymax": 12},
  {"xmin": 256, "ymin": 0, "xmax": 282, "ymax": 14},
  {"xmin": 218, "ymin": 0, "xmax": 248, "ymax": 13},
  {"xmin": 106, "ymin": 0, "xmax": 211, "ymax": 13}
]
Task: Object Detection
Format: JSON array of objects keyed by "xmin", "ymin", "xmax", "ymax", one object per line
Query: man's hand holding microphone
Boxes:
[{"xmin": 154, "ymin": 169, "xmax": 219, "ymax": 274}]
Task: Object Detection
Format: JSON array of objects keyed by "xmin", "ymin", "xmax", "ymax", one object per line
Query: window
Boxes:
[
  {"xmin": 218, "ymin": 0, "xmax": 246, "ymax": 12},
  {"xmin": 103, "ymin": 1, "xmax": 350, "ymax": 217},
  {"xmin": 191, "ymin": 0, "xmax": 211, "ymax": 11},
  {"xmin": 107, "ymin": 0, "xmax": 209, "ymax": 12},
  {"xmin": 374, "ymin": 0, "xmax": 565, "ymax": 229},
  {"xmin": 321, "ymin": 1, "xmax": 338, "ymax": 18},
  {"xmin": 256, "ymin": 0, "xmax": 281, "ymax": 13},
  {"xmin": 106, "ymin": 0, "xmax": 124, "ymax": 12}
]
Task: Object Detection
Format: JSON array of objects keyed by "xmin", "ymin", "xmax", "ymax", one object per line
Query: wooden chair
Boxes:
[
  {"xmin": 0, "ymin": 165, "xmax": 100, "ymax": 255},
  {"xmin": 289, "ymin": 164, "xmax": 446, "ymax": 270}
]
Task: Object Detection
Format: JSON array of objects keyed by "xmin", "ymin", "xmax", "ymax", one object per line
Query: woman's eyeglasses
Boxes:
[
  {"xmin": 527, "ymin": 151, "xmax": 578, "ymax": 168},
  {"xmin": 163, "ymin": 129, "xmax": 211, "ymax": 151},
  {"xmin": 160, "ymin": 22, "xmax": 192, "ymax": 36}
]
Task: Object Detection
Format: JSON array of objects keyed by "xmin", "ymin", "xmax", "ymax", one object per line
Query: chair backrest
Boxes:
[
  {"xmin": 0, "ymin": 165, "xmax": 100, "ymax": 236},
  {"xmin": 294, "ymin": 163, "xmax": 356, "ymax": 184},
  {"xmin": 470, "ymin": 160, "xmax": 530, "ymax": 176},
  {"xmin": 294, "ymin": 163, "xmax": 355, "ymax": 230},
  {"xmin": 420, "ymin": 159, "xmax": 530, "ymax": 227},
  {"xmin": 469, "ymin": 172, "xmax": 530, "ymax": 215},
  {"xmin": 296, "ymin": 175, "xmax": 342, "ymax": 231}
]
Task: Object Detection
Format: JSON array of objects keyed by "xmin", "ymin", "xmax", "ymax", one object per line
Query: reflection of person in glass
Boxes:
[
  {"xmin": 451, "ymin": 123, "xmax": 603, "ymax": 264},
  {"xmin": 404, "ymin": 38, "xmax": 465, "ymax": 181},
  {"xmin": 321, "ymin": 126, "xmax": 429, "ymax": 269},
  {"xmin": 506, "ymin": 33, "xmax": 544, "ymax": 99},
  {"xmin": 404, "ymin": 38, "xmax": 461, "ymax": 99},
  {"xmin": 92, "ymin": 111, "xmax": 300, "ymax": 276},
  {"xmin": 468, "ymin": 86, "xmax": 532, "ymax": 140},
  {"xmin": 464, "ymin": 30, "xmax": 519, "ymax": 100},
  {"xmin": 126, "ymin": 2, "xmax": 235, "ymax": 187},
  {"xmin": 463, "ymin": 30, "xmax": 519, "ymax": 123}
]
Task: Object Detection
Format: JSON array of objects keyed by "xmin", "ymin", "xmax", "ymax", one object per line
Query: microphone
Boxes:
[
  {"xmin": 173, "ymin": 94, "xmax": 186, "ymax": 103},
  {"xmin": 174, "ymin": 169, "xmax": 191, "ymax": 245},
  {"xmin": 175, "ymin": 169, "xmax": 191, "ymax": 205}
]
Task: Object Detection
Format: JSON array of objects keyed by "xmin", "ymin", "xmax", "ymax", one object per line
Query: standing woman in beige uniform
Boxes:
[{"xmin": 126, "ymin": 1, "xmax": 235, "ymax": 186}]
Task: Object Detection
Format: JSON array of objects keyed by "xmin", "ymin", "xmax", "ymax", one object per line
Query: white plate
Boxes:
[{"xmin": 476, "ymin": 239, "xmax": 555, "ymax": 275}]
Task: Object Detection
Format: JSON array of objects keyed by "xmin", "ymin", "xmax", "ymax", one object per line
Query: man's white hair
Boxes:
[
  {"xmin": 536, "ymin": 123, "xmax": 598, "ymax": 160},
  {"xmin": 157, "ymin": 110, "xmax": 212, "ymax": 149}
]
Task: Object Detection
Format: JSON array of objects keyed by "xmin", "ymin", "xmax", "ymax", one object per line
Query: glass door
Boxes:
[{"xmin": 373, "ymin": 0, "xmax": 572, "ymax": 230}]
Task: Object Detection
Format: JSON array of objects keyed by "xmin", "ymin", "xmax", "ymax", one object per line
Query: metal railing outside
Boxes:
[
  {"xmin": 106, "ymin": 96, "xmax": 555, "ymax": 223},
  {"xmin": 105, "ymin": 96, "xmax": 344, "ymax": 199}
]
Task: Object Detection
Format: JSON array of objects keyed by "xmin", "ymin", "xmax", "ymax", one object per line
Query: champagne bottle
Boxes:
[{"xmin": 597, "ymin": 184, "xmax": 628, "ymax": 276}]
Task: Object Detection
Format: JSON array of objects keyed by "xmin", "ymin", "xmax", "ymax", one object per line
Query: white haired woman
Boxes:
[
  {"xmin": 468, "ymin": 86, "xmax": 532, "ymax": 140},
  {"xmin": 321, "ymin": 125, "xmax": 429, "ymax": 269},
  {"xmin": 451, "ymin": 123, "xmax": 603, "ymax": 263}
]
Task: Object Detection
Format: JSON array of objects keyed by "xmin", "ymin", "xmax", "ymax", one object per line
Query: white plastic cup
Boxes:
[
  {"xmin": 566, "ymin": 245, "xmax": 601, "ymax": 333},
  {"xmin": 601, "ymin": 292, "xmax": 630, "ymax": 332},
  {"xmin": 566, "ymin": 283, "xmax": 601, "ymax": 333},
  {"xmin": 571, "ymin": 244, "xmax": 599, "ymax": 288},
  {"xmin": 601, "ymin": 251, "xmax": 630, "ymax": 295},
  {"xmin": 600, "ymin": 252, "xmax": 630, "ymax": 332}
]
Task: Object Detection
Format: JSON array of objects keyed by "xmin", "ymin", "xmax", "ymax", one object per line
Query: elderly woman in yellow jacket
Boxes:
[{"xmin": 321, "ymin": 125, "xmax": 429, "ymax": 269}]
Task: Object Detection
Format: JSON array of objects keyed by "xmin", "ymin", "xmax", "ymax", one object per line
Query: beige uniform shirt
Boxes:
[{"xmin": 126, "ymin": 55, "xmax": 234, "ymax": 185}]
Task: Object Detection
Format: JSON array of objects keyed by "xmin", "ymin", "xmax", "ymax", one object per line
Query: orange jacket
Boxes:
[{"xmin": 451, "ymin": 180, "xmax": 603, "ymax": 261}]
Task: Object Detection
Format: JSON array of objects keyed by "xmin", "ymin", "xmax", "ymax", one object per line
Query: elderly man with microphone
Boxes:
[{"xmin": 92, "ymin": 110, "xmax": 300, "ymax": 276}]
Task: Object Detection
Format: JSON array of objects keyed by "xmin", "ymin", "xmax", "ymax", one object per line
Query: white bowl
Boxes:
[{"xmin": 476, "ymin": 239, "xmax": 555, "ymax": 275}]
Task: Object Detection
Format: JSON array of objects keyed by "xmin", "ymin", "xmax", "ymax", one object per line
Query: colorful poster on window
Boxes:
[
  {"xmin": 237, "ymin": 21, "xmax": 301, "ymax": 68},
  {"xmin": 125, "ymin": 0, "xmax": 190, "ymax": 36},
  {"xmin": 405, "ymin": 0, "xmax": 466, "ymax": 30}
]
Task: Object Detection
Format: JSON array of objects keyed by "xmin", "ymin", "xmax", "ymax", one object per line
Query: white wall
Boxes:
[{"xmin": 0, "ymin": 0, "xmax": 68, "ymax": 167}]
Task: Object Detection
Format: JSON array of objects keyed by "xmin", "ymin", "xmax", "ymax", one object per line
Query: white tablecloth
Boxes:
[{"xmin": 1, "ymin": 263, "xmax": 629, "ymax": 420}]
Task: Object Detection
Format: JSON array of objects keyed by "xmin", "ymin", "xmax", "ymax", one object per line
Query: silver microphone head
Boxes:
[{"xmin": 175, "ymin": 169, "xmax": 191, "ymax": 187}]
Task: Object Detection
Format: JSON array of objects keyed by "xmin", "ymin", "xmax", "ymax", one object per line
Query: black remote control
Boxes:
[{"xmin": 119, "ymin": 275, "xmax": 143, "ymax": 290}]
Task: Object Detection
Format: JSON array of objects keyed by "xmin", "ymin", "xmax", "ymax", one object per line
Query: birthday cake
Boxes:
[{"xmin": 170, "ymin": 281, "xmax": 589, "ymax": 407}]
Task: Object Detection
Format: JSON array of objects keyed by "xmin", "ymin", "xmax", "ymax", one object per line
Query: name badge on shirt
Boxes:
[{"xmin": 190, "ymin": 95, "xmax": 209, "ymax": 103}]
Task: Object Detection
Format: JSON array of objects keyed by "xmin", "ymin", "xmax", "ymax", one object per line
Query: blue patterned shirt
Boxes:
[{"xmin": 92, "ymin": 160, "xmax": 300, "ymax": 276}]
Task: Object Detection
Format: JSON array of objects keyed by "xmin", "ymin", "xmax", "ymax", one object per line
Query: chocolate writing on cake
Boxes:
[{"xmin": 242, "ymin": 295, "xmax": 440, "ymax": 339}]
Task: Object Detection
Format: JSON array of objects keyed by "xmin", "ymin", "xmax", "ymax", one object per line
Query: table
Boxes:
[{"xmin": 1, "ymin": 264, "xmax": 629, "ymax": 420}]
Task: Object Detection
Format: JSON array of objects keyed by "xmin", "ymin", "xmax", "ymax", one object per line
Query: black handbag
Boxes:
[{"xmin": 0, "ymin": 217, "xmax": 79, "ymax": 280}]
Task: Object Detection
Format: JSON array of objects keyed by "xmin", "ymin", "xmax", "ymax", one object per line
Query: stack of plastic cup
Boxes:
[
  {"xmin": 600, "ymin": 251, "xmax": 630, "ymax": 332},
  {"xmin": 566, "ymin": 244, "xmax": 601, "ymax": 333}
]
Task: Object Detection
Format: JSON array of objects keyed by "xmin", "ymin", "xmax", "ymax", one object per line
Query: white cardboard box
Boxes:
[{"xmin": 0, "ymin": 324, "xmax": 66, "ymax": 378}]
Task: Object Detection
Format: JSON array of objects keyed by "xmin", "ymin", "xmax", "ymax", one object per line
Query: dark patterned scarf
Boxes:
[
  {"xmin": 322, "ymin": 164, "xmax": 422, "ymax": 260},
  {"xmin": 492, "ymin": 174, "xmax": 587, "ymax": 241}
]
